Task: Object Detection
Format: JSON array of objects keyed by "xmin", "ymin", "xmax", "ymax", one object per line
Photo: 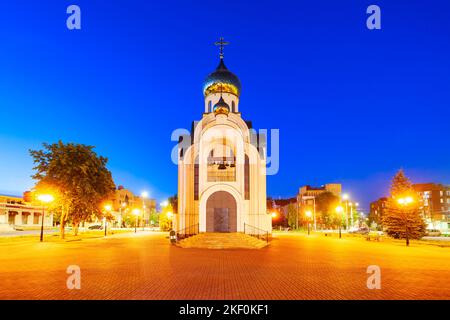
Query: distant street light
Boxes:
[
  {"xmin": 141, "ymin": 191, "xmax": 148, "ymax": 231},
  {"xmin": 119, "ymin": 202, "xmax": 126, "ymax": 228},
  {"xmin": 354, "ymin": 202, "xmax": 360, "ymax": 228},
  {"xmin": 359, "ymin": 211, "xmax": 365, "ymax": 226},
  {"xmin": 342, "ymin": 194, "xmax": 350, "ymax": 231},
  {"xmin": 133, "ymin": 208, "xmax": 141, "ymax": 233},
  {"xmin": 302, "ymin": 196, "xmax": 317, "ymax": 231},
  {"xmin": 37, "ymin": 194, "xmax": 54, "ymax": 242},
  {"xmin": 305, "ymin": 210, "xmax": 312, "ymax": 235},
  {"xmin": 271, "ymin": 212, "xmax": 277, "ymax": 219},
  {"xmin": 335, "ymin": 205, "xmax": 344, "ymax": 239},
  {"xmin": 160, "ymin": 200, "xmax": 169, "ymax": 208}
]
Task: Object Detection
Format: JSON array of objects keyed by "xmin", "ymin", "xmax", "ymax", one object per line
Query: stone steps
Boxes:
[{"xmin": 177, "ymin": 232, "xmax": 269, "ymax": 249}]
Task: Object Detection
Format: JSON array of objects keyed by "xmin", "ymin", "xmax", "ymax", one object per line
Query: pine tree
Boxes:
[
  {"xmin": 382, "ymin": 169, "xmax": 426, "ymax": 245},
  {"xmin": 389, "ymin": 168, "xmax": 413, "ymax": 198}
]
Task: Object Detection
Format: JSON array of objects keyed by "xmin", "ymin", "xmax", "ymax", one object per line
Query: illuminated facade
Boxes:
[
  {"xmin": 176, "ymin": 40, "xmax": 271, "ymax": 235},
  {"xmin": 297, "ymin": 184, "xmax": 342, "ymax": 211},
  {"xmin": 414, "ymin": 183, "xmax": 450, "ymax": 232},
  {"xmin": 370, "ymin": 183, "xmax": 450, "ymax": 233},
  {"xmin": 0, "ymin": 193, "xmax": 53, "ymax": 231},
  {"xmin": 110, "ymin": 186, "xmax": 156, "ymax": 227}
]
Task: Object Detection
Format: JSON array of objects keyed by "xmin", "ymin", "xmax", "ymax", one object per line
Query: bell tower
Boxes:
[{"xmin": 176, "ymin": 38, "xmax": 271, "ymax": 245}]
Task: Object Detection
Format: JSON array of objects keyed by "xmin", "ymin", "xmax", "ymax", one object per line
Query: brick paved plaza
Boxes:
[{"xmin": 0, "ymin": 232, "xmax": 449, "ymax": 300}]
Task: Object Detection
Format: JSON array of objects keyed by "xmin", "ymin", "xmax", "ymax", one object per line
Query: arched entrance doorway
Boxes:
[{"xmin": 206, "ymin": 191, "xmax": 237, "ymax": 232}]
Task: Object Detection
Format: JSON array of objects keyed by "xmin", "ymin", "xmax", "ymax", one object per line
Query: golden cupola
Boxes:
[
  {"xmin": 213, "ymin": 95, "xmax": 230, "ymax": 116},
  {"xmin": 203, "ymin": 37, "xmax": 241, "ymax": 98},
  {"xmin": 203, "ymin": 59, "xmax": 241, "ymax": 98}
]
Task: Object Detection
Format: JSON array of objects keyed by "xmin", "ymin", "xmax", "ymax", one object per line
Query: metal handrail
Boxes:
[
  {"xmin": 176, "ymin": 223, "xmax": 199, "ymax": 241},
  {"xmin": 243, "ymin": 223, "xmax": 270, "ymax": 244}
]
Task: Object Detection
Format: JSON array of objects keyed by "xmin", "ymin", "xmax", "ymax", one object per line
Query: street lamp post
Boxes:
[
  {"xmin": 37, "ymin": 194, "xmax": 54, "ymax": 242},
  {"xmin": 302, "ymin": 196, "xmax": 317, "ymax": 231},
  {"xmin": 133, "ymin": 208, "xmax": 141, "ymax": 233},
  {"xmin": 119, "ymin": 202, "xmax": 126, "ymax": 228},
  {"xmin": 349, "ymin": 202, "xmax": 353, "ymax": 230},
  {"xmin": 142, "ymin": 204, "xmax": 146, "ymax": 231},
  {"xmin": 104, "ymin": 205, "xmax": 112, "ymax": 237},
  {"xmin": 40, "ymin": 204, "xmax": 45, "ymax": 242},
  {"xmin": 305, "ymin": 210, "xmax": 312, "ymax": 235},
  {"xmin": 336, "ymin": 205, "xmax": 344, "ymax": 239},
  {"xmin": 141, "ymin": 191, "xmax": 148, "ymax": 231},
  {"xmin": 347, "ymin": 202, "xmax": 360, "ymax": 230},
  {"xmin": 313, "ymin": 197, "xmax": 316, "ymax": 231},
  {"xmin": 167, "ymin": 211, "xmax": 174, "ymax": 231},
  {"xmin": 342, "ymin": 194, "xmax": 349, "ymax": 231},
  {"xmin": 397, "ymin": 196, "xmax": 414, "ymax": 247},
  {"xmin": 271, "ymin": 212, "xmax": 277, "ymax": 219}
]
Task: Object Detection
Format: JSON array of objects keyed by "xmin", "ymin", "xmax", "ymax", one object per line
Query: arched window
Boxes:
[
  {"xmin": 207, "ymin": 144, "xmax": 236, "ymax": 182},
  {"xmin": 232, "ymin": 101, "xmax": 235, "ymax": 112}
]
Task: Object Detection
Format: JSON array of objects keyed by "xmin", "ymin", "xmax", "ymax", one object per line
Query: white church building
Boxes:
[{"xmin": 175, "ymin": 39, "xmax": 271, "ymax": 239}]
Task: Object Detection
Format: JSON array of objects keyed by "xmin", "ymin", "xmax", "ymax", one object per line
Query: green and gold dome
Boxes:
[{"xmin": 203, "ymin": 59, "xmax": 241, "ymax": 97}]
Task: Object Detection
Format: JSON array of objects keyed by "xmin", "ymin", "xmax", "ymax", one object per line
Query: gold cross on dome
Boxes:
[{"xmin": 215, "ymin": 37, "xmax": 229, "ymax": 59}]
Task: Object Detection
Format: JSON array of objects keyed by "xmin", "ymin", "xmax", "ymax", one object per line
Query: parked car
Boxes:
[
  {"xmin": 88, "ymin": 224, "xmax": 103, "ymax": 230},
  {"xmin": 349, "ymin": 227, "xmax": 369, "ymax": 235},
  {"xmin": 367, "ymin": 230, "xmax": 383, "ymax": 241},
  {"xmin": 426, "ymin": 229, "xmax": 441, "ymax": 237}
]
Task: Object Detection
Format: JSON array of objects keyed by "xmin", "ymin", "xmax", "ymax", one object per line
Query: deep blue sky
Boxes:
[{"xmin": 1, "ymin": 0, "xmax": 449, "ymax": 212}]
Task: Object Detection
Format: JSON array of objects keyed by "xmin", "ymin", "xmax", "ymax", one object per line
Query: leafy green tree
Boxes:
[
  {"xmin": 148, "ymin": 208, "xmax": 159, "ymax": 226},
  {"xmin": 122, "ymin": 212, "xmax": 137, "ymax": 228},
  {"xmin": 168, "ymin": 194, "xmax": 178, "ymax": 214},
  {"xmin": 286, "ymin": 203, "xmax": 298, "ymax": 229},
  {"xmin": 382, "ymin": 169, "xmax": 426, "ymax": 245},
  {"xmin": 267, "ymin": 198, "xmax": 296, "ymax": 229},
  {"xmin": 315, "ymin": 192, "xmax": 340, "ymax": 228},
  {"xmin": 159, "ymin": 203, "xmax": 174, "ymax": 231},
  {"xmin": 30, "ymin": 141, "xmax": 116, "ymax": 238}
]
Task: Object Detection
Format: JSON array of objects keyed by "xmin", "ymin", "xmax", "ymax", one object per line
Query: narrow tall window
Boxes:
[
  {"xmin": 232, "ymin": 101, "xmax": 235, "ymax": 112},
  {"xmin": 208, "ymin": 101, "xmax": 212, "ymax": 112},
  {"xmin": 194, "ymin": 159, "xmax": 199, "ymax": 200},
  {"xmin": 245, "ymin": 155, "xmax": 250, "ymax": 200}
]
